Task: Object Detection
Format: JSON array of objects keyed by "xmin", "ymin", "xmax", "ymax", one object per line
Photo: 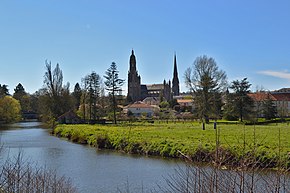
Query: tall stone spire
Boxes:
[
  {"xmin": 129, "ymin": 49, "xmax": 136, "ymax": 71},
  {"xmin": 172, "ymin": 53, "xmax": 180, "ymax": 96},
  {"xmin": 127, "ymin": 49, "xmax": 141, "ymax": 102}
]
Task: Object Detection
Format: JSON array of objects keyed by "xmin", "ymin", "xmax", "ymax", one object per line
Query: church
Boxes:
[{"xmin": 127, "ymin": 50, "xmax": 180, "ymax": 103}]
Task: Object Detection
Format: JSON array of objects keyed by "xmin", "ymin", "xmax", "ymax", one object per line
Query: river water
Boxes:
[{"xmin": 0, "ymin": 122, "xmax": 183, "ymax": 192}]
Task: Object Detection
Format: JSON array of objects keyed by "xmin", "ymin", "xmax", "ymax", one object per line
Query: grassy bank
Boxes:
[{"xmin": 53, "ymin": 121, "xmax": 290, "ymax": 169}]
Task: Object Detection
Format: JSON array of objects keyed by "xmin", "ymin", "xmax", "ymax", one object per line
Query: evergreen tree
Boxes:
[
  {"xmin": 72, "ymin": 83, "xmax": 82, "ymax": 109},
  {"xmin": 262, "ymin": 93, "xmax": 277, "ymax": 120},
  {"xmin": 226, "ymin": 78, "xmax": 254, "ymax": 122},
  {"xmin": 104, "ymin": 62, "xmax": 124, "ymax": 124},
  {"xmin": 13, "ymin": 83, "xmax": 31, "ymax": 114},
  {"xmin": 0, "ymin": 84, "xmax": 9, "ymax": 98},
  {"xmin": 84, "ymin": 72, "xmax": 102, "ymax": 123}
]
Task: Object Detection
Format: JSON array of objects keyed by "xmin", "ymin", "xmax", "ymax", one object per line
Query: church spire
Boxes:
[
  {"xmin": 129, "ymin": 49, "xmax": 136, "ymax": 71},
  {"xmin": 172, "ymin": 53, "xmax": 180, "ymax": 96},
  {"xmin": 128, "ymin": 49, "xmax": 141, "ymax": 102}
]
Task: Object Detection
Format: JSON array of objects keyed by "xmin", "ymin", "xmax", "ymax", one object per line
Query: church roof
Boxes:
[{"xmin": 144, "ymin": 84, "xmax": 164, "ymax": 91}]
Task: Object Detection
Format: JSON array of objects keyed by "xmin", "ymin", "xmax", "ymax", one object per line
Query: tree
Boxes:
[
  {"xmin": 0, "ymin": 96, "xmax": 21, "ymax": 123},
  {"xmin": 262, "ymin": 93, "xmax": 277, "ymax": 120},
  {"xmin": 81, "ymin": 72, "xmax": 103, "ymax": 123},
  {"xmin": 225, "ymin": 78, "xmax": 254, "ymax": 122},
  {"xmin": 184, "ymin": 55, "xmax": 227, "ymax": 128},
  {"xmin": 13, "ymin": 83, "xmax": 31, "ymax": 114},
  {"xmin": 104, "ymin": 62, "xmax": 125, "ymax": 124},
  {"xmin": 44, "ymin": 61, "xmax": 63, "ymax": 98},
  {"xmin": 42, "ymin": 61, "xmax": 74, "ymax": 121},
  {"xmin": 0, "ymin": 84, "xmax": 9, "ymax": 98},
  {"xmin": 43, "ymin": 61, "xmax": 63, "ymax": 118},
  {"xmin": 160, "ymin": 101, "xmax": 170, "ymax": 109},
  {"xmin": 72, "ymin": 83, "xmax": 82, "ymax": 110}
]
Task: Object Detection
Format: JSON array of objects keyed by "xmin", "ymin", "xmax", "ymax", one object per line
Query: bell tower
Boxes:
[{"xmin": 127, "ymin": 50, "xmax": 141, "ymax": 102}]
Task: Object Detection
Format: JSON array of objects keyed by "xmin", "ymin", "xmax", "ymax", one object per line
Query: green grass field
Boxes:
[{"xmin": 54, "ymin": 121, "xmax": 290, "ymax": 168}]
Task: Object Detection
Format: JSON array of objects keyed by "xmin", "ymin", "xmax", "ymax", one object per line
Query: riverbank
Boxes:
[{"xmin": 53, "ymin": 121, "xmax": 290, "ymax": 169}]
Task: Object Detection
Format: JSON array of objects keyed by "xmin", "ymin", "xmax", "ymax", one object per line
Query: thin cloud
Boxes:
[{"xmin": 258, "ymin": 70, "xmax": 290, "ymax": 81}]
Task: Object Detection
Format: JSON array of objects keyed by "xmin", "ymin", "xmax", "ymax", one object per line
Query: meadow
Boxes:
[{"xmin": 54, "ymin": 121, "xmax": 290, "ymax": 169}]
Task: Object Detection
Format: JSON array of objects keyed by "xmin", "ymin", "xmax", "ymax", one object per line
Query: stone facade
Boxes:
[
  {"xmin": 127, "ymin": 50, "xmax": 180, "ymax": 103},
  {"xmin": 127, "ymin": 50, "xmax": 141, "ymax": 102},
  {"xmin": 172, "ymin": 54, "xmax": 180, "ymax": 96}
]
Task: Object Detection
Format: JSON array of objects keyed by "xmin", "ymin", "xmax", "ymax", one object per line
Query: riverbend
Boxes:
[{"xmin": 0, "ymin": 122, "xmax": 183, "ymax": 192}]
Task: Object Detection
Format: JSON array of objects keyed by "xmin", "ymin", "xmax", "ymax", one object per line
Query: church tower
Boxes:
[
  {"xmin": 172, "ymin": 54, "xmax": 180, "ymax": 96},
  {"xmin": 127, "ymin": 50, "xmax": 141, "ymax": 102}
]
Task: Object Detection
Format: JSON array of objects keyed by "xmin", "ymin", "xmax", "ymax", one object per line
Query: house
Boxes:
[
  {"xmin": 177, "ymin": 99, "xmax": 194, "ymax": 108},
  {"xmin": 57, "ymin": 110, "xmax": 82, "ymax": 124},
  {"xmin": 176, "ymin": 96, "xmax": 194, "ymax": 112},
  {"xmin": 142, "ymin": 97, "xmax": 160, "ymax": 105},
  {"xmin": 124, "ymin": 101, "xmax": 156, "ymax": 117},
  {"xmin": 248, "ymin": 92, "xmax": 277, "ymax": 117},
  {"xmin": 271, "ymin": 93, "xmax": 290, "ymax": 117},
  {"xmin": 248, "ymin": 92, "xmax": 290, "ymax": 118}
]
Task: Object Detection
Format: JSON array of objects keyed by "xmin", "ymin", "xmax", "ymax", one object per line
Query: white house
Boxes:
[{"xmin": 125, "ymin": 101, "xmax": 156, "ymax": 117}]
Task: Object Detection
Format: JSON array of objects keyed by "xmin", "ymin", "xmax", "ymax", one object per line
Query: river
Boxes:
[{"xmin": 0, "ymin": 122, "xmax": 183, "ymax": 192}]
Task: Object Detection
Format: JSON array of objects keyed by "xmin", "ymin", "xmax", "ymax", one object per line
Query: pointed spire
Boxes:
[
  {"xmin": 172, "ymin": 52, "xmax": 180, "ymax": 96},
  {"xmin": 128, "ymin": 49, "xmax": 141, "ymax": 102},
  {"xmin": 129, "ymin": 49, "xmax": 136, "ymax": 71},
  {"xmin": 173, "ymin": 53, "xmax": 178, "ymax": 78}
]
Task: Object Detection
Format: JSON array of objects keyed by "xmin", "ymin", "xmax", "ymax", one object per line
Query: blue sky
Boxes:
[{"xmin": 1, "ymin": 0, "xmax": 290, "ymax": 94}]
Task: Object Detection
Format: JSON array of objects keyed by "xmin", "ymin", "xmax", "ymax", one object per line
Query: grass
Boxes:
[{"xmin": 53, "ymin": 121, "xmax": 290, "ymax": 169}]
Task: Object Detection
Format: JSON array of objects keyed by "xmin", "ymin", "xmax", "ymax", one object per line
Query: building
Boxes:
[
  {"xmin": 172, "ymin": 54, "xmax": 180, "ymax": 96},
  {"xmin": 248, "ymin": 92, "xmax": 277, "ymax": 118},
  {"xmin": 142, "ymin": 97, "xmax": 160, "ymax": 105},
  {"xmin": 127, "ymin": 50, "xmax": 141, "ymax": 102},
  {"xmin": 127, "ymin": 50, "xmax": 180, "ymax": 103},
  {"xmin": 248, "ymin": 91, "xmax": 290, "ymax": 118},
  {"xmin": 271, "ymin": 93, "xmax": 290, "ymax": 117},
  {"xmin": 124, "ymin": 101, "xmax": 156, "ymax": 117}
]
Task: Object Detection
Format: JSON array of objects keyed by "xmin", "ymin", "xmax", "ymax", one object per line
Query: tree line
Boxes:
[
  {"xmin": 0, "ymin": 61, "xmax": 124, "ymax": 124},
  {"xmin": 0, "ymin": 55, "xmax": 277, "ymax": 125},
  {"xmin": 184, "ymin": 55, "xmax": 276, "ymax": 128}
]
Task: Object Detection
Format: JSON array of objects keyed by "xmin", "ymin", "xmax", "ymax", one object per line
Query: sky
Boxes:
[{"xmin": 1, "ymin": 0, "xmax": 290, "ymax": 94}]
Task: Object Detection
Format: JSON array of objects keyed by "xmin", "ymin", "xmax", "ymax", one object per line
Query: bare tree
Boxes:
[
  {"xmin": 44, "ymin": 61, "xmax": 63, "ymax": 98},
  {"xmin": 43, "ymin": 61, "xmax": 64, "ymax": 119},
  {"xmin": 184, "ymin": 55, "xmax": 227, "ymax": 128}
]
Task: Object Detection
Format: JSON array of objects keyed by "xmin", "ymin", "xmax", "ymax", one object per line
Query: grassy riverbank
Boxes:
[{"xmin": 53, "ymin": 121, "xmax": 290, "ymax": 169}]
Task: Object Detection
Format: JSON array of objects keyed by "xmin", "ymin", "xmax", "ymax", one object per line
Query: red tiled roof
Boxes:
[
  {"xmin": 248, "ymin": 93, "xmax": 276, "ymax": 101},
  {"xmin": 271, "ymin": 93, "xmax": 290, "ymax": 101}
]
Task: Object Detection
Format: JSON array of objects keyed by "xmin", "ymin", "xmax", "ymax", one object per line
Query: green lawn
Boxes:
[{"xmin": 54, "ymin": 121, "xmax": 290, "ymax": 168}]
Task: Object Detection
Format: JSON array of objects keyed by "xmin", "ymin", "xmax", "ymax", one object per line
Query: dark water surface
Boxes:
[{"xmin": 0, "ymin": 122, "xmax": 183, "ymax": 192}]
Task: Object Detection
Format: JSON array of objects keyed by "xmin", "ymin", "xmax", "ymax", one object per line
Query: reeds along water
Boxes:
[
  {"xmin": 0, "ymin": 151, "xmax": 77, "ymax": 193},
  {"xmin": 161, "ymin": 125, "xmax": 290, "ymax": 193}
]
